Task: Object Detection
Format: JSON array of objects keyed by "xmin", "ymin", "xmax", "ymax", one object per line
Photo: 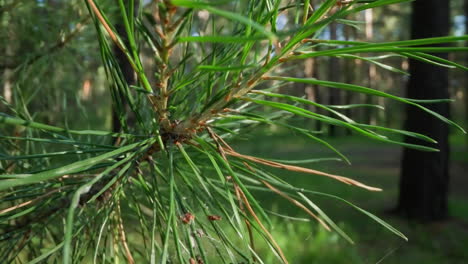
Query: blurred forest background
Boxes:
[{"xmin": 1, "ymin": 0, "xmax": 468, "ymax": 263}]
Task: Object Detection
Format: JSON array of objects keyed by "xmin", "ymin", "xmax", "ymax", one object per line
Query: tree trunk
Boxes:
[
  {"xmin": 112, "ymin": 1, "xmax": 139, "ymax": 135},
  {"xmin": 465, "ymin": 0, "xmax": 468, "ymax": 148},
  {"xmin": 313, "ymin": 59, "xmax": 323, "ymax": 132},
  {"xmin": 328, "ymin": 22, "xmax": 340, "ymax": 136},
  {"xmin": 344, "ymin": 22, "xmax": 354, "ymax": 135},
  {"xmin": 396, "ymin": 0, "xmax": 450, "ymax": 221},
  {"xmin": 304, "ymin": 58, "xmax": 318, "ymax": 130},
  {"xmin": 363, "ymin": 9, "xmax": 375, "ymax": 125}
]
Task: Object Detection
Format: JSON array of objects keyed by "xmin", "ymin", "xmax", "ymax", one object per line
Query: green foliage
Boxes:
[{"xmin": 0, "ymin": 0, "xmax": 466, "ymax": 263}]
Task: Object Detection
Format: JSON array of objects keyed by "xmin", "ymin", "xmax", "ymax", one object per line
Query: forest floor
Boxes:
[{"xmin": 233, "ymin": 131, "xmax": 468, "ymax": 264}]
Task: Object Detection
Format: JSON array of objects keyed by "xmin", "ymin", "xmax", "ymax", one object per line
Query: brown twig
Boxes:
[
  {"xmin": 170, "ymin": 3, "xmax": 346, "ymax": 137},
  {"xmin": 152, "ymin": 2, "xmax": 180, "ymax": 130}
]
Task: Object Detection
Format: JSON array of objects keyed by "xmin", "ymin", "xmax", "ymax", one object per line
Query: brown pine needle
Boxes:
[
  {"xmin": 233, "ymin": 183, "xmax": 257, "ymax": 262},
  {"xmin": 86, "ymin": 0, "xmax": 122, "ymax": 51},
  {"xmin": 117, "ymin": 202, "xmax": 135, "ymax": 264},
  {"xmin": 260, "ymin": 180, "xmax": 331, "ymax": 231},
  {"xmin": 0, "ymin": 188, "xmax": 61, "ymax": 215},
  {"xmin": 86, "ymin": 0, "xmax": 159, "ymax": 111},
  {"xmin": 224, "ymin": 149, "xmax": 382, "ymax": 192},
  {"xmin": 206, "ymin": 126, "xmax": 228, "ymax": 161},
  {"xmin": 210, "ymin": 129, "xmax": 235, "ymax": 152},
  {"xmin": 1, "ymin": 200, "xmax": 35, "ymax": 215},
  {"xmin": 235, "ymin": 185, "xmax": 289, "ymax": 264}
]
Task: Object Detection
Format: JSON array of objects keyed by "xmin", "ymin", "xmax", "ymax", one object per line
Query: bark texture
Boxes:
[{"xmin": 397, "ymin": 0, "xmax": 450, "ymax": 221}]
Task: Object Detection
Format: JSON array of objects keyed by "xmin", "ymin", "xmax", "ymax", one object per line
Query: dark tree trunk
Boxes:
[
  {"xmin": 304, "ymin": 58, "xmax": 318, "ymax": 130},
  {"xmin": 328, "ymin": 22, "xmax": 340, "ymax": 137},
  {"xmin": 313, "ymin": 59, "xmax": 323, "ymax": 132},
  {"xmin": 112, "ymin": 1, "xmax": 139, "ymax": 135},
  {"xmin": 465, "ymin": 0, "xmax": 468, "ymax": 148},
  {"xmin": 397, "ymin": 0, "xmax": 450, "ymax": 221},
  {"xmin": 363, "ymin": 9, "xmax": 375, "ymax": 126},
  {"xmin": 112, "ymin": 23, "xmax": 136, "ymax": 134},
  {"xmin": 344, "ymin": 23, "xmax": 354, "ymax": 136}
]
